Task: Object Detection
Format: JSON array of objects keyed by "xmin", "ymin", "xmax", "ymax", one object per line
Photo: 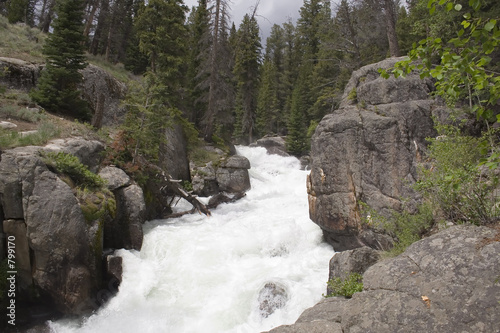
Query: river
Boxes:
[{"xmin": 50, "ymin": 146, "xmax": 335, "ymax": 333}]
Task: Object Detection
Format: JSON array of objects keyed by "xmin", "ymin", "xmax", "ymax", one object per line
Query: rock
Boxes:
[
  {"xmin": 258, "ymin": 282, "xmax": 288, "ymax": 318},
  {"xmin": 216, "ymin": 156, "xmax": 251, "ymax": 193},
  {"xmin": 191, "ymin": 162, "xmax": 219, "ymax": 196},
  {"xmin": 308, "ymin": 57, "xmax": 440, "ymax": 251},
  {"xmin": 0, "ymin": 121, "xmax": 17, "ymax": 129},
  {"xmin": 23, "ymin": 161, "xmax": 97, "ymax": 314},
  {"xmin": 105, "ymin": 184, "xmax": 145, "ymax": 251},
  {"xmin": 216, "ymin": 167, "xmax": 251, "ymax": 193},
  {"xmin": 299, "ymin": 155, "xmax": 310, "ymax": 171},
  {"xmin": 251, "ymin": 136, "xmax": 289, "ymax": 157},
  {"xmin": 220, "ymin": 155, "xmax": 251, "ymax": 169},
  {"xmin": 80, "ymin": 64, "xmax": 127, "ymax": 128},
  {"xmin": 44, "ymin": 137, "xmax": 105, "ymax": 172},
  {"xmin": 266, "ymin": 225, "xmax": 500, "ymax": 333},
  {"xmin": 0, "ymin": 57, "xmax": 42, "ymax": 91},
  {"xmin": 105, "ymin": 254, "xmax": 123, "ymax": 284},
  {"xmin": 159, "ymin": 123, "xmax": 190, "ymax": 181},
  {"xmin": 98, "ymin": 166, "xmax": 131, "ymax": 191},
  {"xmin": 207, "ymin": 192, "xmax": 246, "ymax": 209},
  {"xmin": 20, "ymin": 130, "xmax": 38, "ymax": 137},
  {"xmin": 327, "ymin": 247, "xmax": 380, "ymax": 296},
  {"xmin": 0, "ymin": 153, "xmax": 24, "ymax": 219},
  {"xmin": 2, "ymin": 219, "xmax": 32, "ymax": 289}
]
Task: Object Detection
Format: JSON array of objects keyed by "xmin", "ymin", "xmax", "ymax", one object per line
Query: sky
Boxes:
[{"xmin": 183, "ymin": 0, "xmax": 306, "ymax": 42}]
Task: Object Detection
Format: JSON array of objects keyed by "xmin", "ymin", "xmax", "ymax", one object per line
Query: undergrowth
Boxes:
[{"xmin": 324, "ymin": 273, "xmax": 364, "ymax": 298}]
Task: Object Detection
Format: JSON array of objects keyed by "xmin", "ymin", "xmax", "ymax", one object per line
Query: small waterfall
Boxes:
[{"xmin": 50, "ymin": 146, "xmax": 334, "ymax": 333}]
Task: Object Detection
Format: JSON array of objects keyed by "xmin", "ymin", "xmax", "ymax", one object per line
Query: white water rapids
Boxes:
[{"xmin": 50, "ymin": 146, "xmax": 335, "ymax": 333}]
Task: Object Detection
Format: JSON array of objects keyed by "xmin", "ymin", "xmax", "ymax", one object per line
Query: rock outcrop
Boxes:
[
  {"xmin": 159, "ymin": 123, "xmax": 191, "ymax": 181},
  {"xmin": 250, "ymin": 136, "xmax": 289, "ymax": 157},
  {"xmin": 308, "ymin": 57, "xmax": 441, "ymax": 251},
  {"xmin": 192, "ymin": 154, "xmax": 251, "ymax": 197},
  {"xmin": 265, "ymin": 225, "xmax": 500, "ymax": 333},
  {"xmin": 0, "ymin": 139, "xmax": 144, "ymax": 316},
  {"xmin": 80, "ymin": 64, "xmax": 127, "ymax": 128},
  {"xmin": 0, "ymin": 57, "xmax": 42, "ymax": 91}
]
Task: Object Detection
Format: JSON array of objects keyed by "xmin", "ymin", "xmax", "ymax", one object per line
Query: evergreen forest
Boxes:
[{"xmin": 1, "ymin": 0, "xmax": 499, "ymax": 158}]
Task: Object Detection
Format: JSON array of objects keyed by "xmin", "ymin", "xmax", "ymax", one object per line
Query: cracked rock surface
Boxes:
[{"xmin": 265, "ymin": 225, "xmax": 500, "ymax": 333}]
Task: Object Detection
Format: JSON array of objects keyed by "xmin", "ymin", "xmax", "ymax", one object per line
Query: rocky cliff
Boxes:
[
  {"xmin": 265, "ymin": 225, "xmax": 500, "ymax": 333},
  {"xmin": 0, "ymin": 138, "xmax": 146, "ymax": 325},
  {"xmin": 307, "ymin": 57, "xmax": 443, "ymax": 251}
]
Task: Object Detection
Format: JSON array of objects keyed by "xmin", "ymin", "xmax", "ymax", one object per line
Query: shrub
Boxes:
[
  {"xmin": 415, "ymin": 125, "xmax": 499, "ymax": 226},
  {"xmin": 41, "ymin": 151, "xmax": 105, "ymax": 189},
  {"xmin": 325, "ymin": 272, "xmax": 364, "ymax": 298}
]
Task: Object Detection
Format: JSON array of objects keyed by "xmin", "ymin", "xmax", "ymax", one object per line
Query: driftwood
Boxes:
[{"xmin": 136, "ymin": 155, "xmax": 211, "ymax": 217}]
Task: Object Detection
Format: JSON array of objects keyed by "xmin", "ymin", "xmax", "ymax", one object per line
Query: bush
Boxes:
[
  {"xmin": 41, "ymin": 151, "xmax": 105, "ymax": 189},
  {"xmin": 415, "ymin": 125, "xmax": 499, "ymax": 226},
  {"xmin": 325, "ymin": 272, "xmax": 364, "ymax": 298}
]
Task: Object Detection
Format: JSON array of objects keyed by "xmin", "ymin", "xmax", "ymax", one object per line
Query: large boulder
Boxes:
[
  {"xmin": 250, "ymin": 136, "xmax": 289, "ymax": 157},
  {"xmin": 80, "ymin": 64, "xmax": 127, "ymax": 128},
  {"xmin": 44, "ymin": 137, "xmax": 105, "ymax": 172},
  {"xmin": 0, "ymin": 57, "xmax": 42, "ymax": 91},
  {"xmin": 159, "ymin": 123, "xmax": 191, "ymax": 181},
  {"xmin": 308, "ymin": 57, "xmax": 440, "ymax": 251},
  {"xmin": 105, "ymin": 184, "xmax": 145, "ymax": 251},
  {"xmin": 216, "ymin": 155, "xmax": 251, "ymax": 193},
  {"xmin": 265, "ymin": 225, "xmax": 500, "ymax": 333}
]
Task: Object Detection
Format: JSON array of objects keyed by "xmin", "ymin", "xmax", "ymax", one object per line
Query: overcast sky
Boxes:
[{"xmin": 183, "ymin": 0, "xmax": 305, "ymax": 42}]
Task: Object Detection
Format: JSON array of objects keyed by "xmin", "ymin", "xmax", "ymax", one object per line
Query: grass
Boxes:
[
  {"xmin": 0, "ymin": 15, "xmax": 47, "ymax": 63},
  {"xmin": 86, "ymin": 54, "xmax": 137, "ymax": 83}
]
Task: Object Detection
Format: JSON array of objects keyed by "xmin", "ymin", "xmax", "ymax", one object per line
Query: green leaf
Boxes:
[
  {"xmin": 454, "ymin": 4, "xmax": 462, "ymax": 11},
  {"xmin": 430, "ymin": 5, "xmax": 436, "ymax": 15},
  {"xmin": 485, "ymin": 20, "xmax": 497, "ymax": 32}
]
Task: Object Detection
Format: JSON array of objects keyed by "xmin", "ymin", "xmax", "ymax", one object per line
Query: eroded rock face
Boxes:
[
  {"xmin": 159, "ymin": 123, "xmax": 191, "ymax": 181},
  {"xmin": 265, "ymin": 225, "xmax": 500, "ymax": 333},
  {"xmin": 80, "ymin": 64, "xmax": 127, "ymax": 128},
  {"xmin": 308, "ymin": 57, "xmax": 440, "ymax": 251},
  {"xmin": 250, "ymin": 136, "xmax": 289, "ymax": 157},
  {"xmin": 0, "ymin": 57, "xmax": 42, "ymax": 91}
]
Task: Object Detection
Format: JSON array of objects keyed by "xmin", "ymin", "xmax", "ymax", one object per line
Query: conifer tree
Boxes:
[
  {"xmin": 233, "ymin": 13, "xmax": 261, "ymax": 144},
  {"xmin": 30, "ymin": 0, "xmax": 90, "ymax": 120}
]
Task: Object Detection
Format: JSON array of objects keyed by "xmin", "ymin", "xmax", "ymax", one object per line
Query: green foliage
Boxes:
[
  {"xmin": 359, "ymin": 201, "xmax": 435, "ymax": 255},
  {"xmin": 348, "ymin": 87, "xmax": 357, "ymax": 102},
  {"xmin": 325, "ymin": 272, "xmax": 364, "ymax": 298},
  {"xmin": 41, "ymin": 151, "xmax": 105, "ymax": 189},
  {"xmin": 76, "ymin": 187, "xmax": 116, "ymax": 223},
  {"xmin": 29, "ymin": 0, "xmax": 89, "ymax": 120},
  {"xmin": 0, "ymin": 104, "xmax": 46, "ymax": 123},
  {"xmin": 415, "ymin": 125, "xmax": 499, "ymax": 226},
  {"xmin": 0, "ymin": 14, "xmax": 46, "ymax": 62},
  {"xmin": 0, "ymin": 121, "xmax": 60, "ymax": 149}
]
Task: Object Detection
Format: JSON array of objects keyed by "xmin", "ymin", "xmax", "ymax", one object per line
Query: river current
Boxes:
[{"xmin": 50, "ymin": 146, "xmax": 334, "ymax": 333}]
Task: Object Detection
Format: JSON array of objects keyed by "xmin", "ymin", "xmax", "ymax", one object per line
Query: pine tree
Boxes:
[
  {"xmin": 30, "ymin": 0, "xmax": 90, "ymax": 120},
  {"xmin": 7, "ymin": 0, "xmax": 35, "ymax": 25},
  {"xmin": 233, "ymin": 13, "xmax": 261, "ymax": 144}
]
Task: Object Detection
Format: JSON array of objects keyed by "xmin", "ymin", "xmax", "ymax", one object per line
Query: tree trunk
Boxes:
[{"xmin": 384, "ymin": 0, "xmax": 400, "ymax": 57}]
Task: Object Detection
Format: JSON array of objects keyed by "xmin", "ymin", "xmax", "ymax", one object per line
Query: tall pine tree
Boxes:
[
  {"xmin": 30, "ymin": 0, "xmax": 90, "ymax": 120},
  {"xmin": 233, "ymin": 13, "xmax": 261, "ymax": 144}
]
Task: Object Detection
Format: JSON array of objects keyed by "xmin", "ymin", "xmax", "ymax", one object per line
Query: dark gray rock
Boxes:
[
  {"xmin": 159, "ymin": 123, "xmax": 191, "ymax": 181},
  {"xmin": 220, "ymin": 155, "xmax": 251, "ymax": 169},
  {"xmin": 24, "ymin": 164, "xmax": 97, "ymax": 314},
  {"xmin": 308, "ymin": 57, "xmax": 440, "ymax": 251},
  {"xmin": 328, "ymin": 246, "xmax": 380, "ymax": 281},
  {"xmin": 258, "ymin": 282, "xmax": 288, "ymax": 318},
  {"xmin": 2, "ymin": 219, "xmax": 32, "ymax": 289},
  {"xmin": 0, "ymin": 57, "xmax": 42, "ymax": 91},
  {"xmin": 251, "ymin": 136, "xmax": 289, "ymax": 157},
  {"xmin": 80, "ymin": 64, "xmax": 127, "ymax": 128},
  {"xmin": 265, "ymin": 225, "xmax": 500, "ymax": 333},
  {"xmin": 327, "ymin": 246, "xmax": 380, "ymax": 296},
  {"xmin": 105, "ymin": 254, "xmax": 123, "ymax": 284},
  {"xmin": 45, "ymin": 137, "xmax": 105, "ymax": 172},
  {"xmin": 216, "ymin": 167, "xmax": 251, "ymax": 193},
  {"xmin": 98, "ymin": 166, "xmax": 131, "ymax": 191},
  {"xmin": 106, "ymin": 184, "xmax": 145, "ymax": 251},
  {"xmin": 0, "ymin": 153, "xmax": 24, "ymax": 219},
  {"xmin": 216, "ymin": 156, "xmax": 251, "ymax": 193}
]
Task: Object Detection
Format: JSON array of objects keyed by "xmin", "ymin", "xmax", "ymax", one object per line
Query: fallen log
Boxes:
[{"xmin": 135, "ymin": 155, "xmax": 211, "ymax": 217}]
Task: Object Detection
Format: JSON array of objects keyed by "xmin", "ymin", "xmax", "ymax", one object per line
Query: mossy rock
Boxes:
[{"xmin": 77, "ymin": 187, "xmax": 116, "ymax": 223}]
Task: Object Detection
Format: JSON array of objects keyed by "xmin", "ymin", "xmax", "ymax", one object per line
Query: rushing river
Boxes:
[{"xmin": 50, "ymin": 146, "xmax": 335, "ymax": 333}]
